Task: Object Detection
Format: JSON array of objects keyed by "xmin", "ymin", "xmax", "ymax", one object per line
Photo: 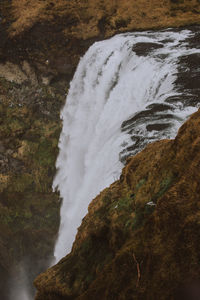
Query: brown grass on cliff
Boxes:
[
  {"xmin": 10, "ymin": 0, "xmax": 200, "ymax": 39},
  {"xmin": 35, "ymin": 109, "xmax": 200, "ymax": 299}
]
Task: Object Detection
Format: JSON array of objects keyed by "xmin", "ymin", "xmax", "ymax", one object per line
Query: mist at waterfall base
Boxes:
[
  {"xmin": 9, "ymin": 262, "xmax": 32, "ymax": 300},
  {"xmin": 53, "ymin": 28, "xmax": 200, "ymax": 262}
]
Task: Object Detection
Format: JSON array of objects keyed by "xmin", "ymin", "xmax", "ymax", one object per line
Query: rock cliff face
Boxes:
[
  {"xmin": 35, "ymin": 109, "xmax": 200, "ymax": 299},
  {"xmin": 0, "ymin": 0, "xmax": 200, "ymax": 298}
]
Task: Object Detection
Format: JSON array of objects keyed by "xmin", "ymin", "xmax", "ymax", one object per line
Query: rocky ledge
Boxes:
[{"xmin": 35, "ymin": 109, "xmax": 200, "ymax": 299}]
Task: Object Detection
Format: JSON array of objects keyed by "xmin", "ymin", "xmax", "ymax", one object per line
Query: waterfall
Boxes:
[{"xmin": 53, "ymin": 29, "xmax": 200, "ymax": 261}]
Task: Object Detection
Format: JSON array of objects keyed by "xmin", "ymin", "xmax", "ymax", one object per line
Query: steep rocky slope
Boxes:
[
  {"xmin": 0, "ymin": 0, "xmax": 200, "ymax": 298},
  {"xmin": 35, "ymin": 108, "xmax": 200, "ymax": 300}
]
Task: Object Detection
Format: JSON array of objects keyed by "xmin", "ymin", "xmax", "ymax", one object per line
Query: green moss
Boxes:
[
  {"xmin": 132, "ymin": 201, "xmax": 155, "ymax": 230},
  {"xmin": 110, "ymin": 196, "xmax": 133, "ymax": 212},
  {"xmin": 135, "ymin": 178, "xmax": 146, "ymax": 191},
  {"xmin": 0, "ymin": 92, "xmax": 61, "ymax": 284},
  {"xmin": 0, "ymin": 77, "xmax": 19, "ymax": 90},
  {"xmin": 35, "ymin": 139, "xmax": 55, "ymax": 167},
  {"xmin": 152, "ymin": 176, "xmax": 173, "ymax": 203},
  {"xmin": 0, "ymin": 65, "xmax": 66, "ymax": 294},
  {"xmin": 8, "ymin": 173, "xmax": 34, "ymax": 193}
]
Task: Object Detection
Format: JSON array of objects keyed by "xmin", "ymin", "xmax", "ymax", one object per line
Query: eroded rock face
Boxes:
[{"xmin": 35, "ymin": 109, "xmax": 200, "ymax": 300}]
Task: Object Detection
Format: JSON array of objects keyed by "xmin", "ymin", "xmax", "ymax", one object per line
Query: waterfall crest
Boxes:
[{"xmin": 53, "ymin": 29, "xmax": 200, "ymax": 261}]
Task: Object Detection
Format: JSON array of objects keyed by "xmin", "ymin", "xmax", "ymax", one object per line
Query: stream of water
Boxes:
[{"xmin": 53, "ymin": 28, "xmax": 200, "ymax": 261}]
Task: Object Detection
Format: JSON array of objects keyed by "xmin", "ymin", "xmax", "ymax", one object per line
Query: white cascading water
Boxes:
[{"xmin": 53, "ymin": 29, "xmax": 200, "ymax": 261}]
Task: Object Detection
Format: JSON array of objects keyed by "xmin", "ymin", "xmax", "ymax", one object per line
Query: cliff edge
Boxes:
[{"xmin": 35, "ymin": 108, "xmax": 200, "ymax": 299}]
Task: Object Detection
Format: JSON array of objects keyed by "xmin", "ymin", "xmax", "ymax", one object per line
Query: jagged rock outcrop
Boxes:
[
  {"xmin": 35, "ymin": 109, "xmax": 200, "ymax": 299},
  {"xmin": 0, "ymin": 0, "xmax": 200, "ymax": 298}
]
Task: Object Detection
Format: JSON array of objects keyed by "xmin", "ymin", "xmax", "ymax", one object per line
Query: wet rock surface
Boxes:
[
  {"xmin": 132, "ymin": 42, "xmax": 164, "ymax": 56},
  {"xmin": 120, "ymin": 28, "xmax": 200, "ymax": 163}
]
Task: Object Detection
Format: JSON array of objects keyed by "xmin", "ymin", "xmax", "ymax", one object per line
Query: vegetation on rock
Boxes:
[
  {"xmin": 0, "ymin": 71, "xmax": 63, "ymax": 295},
  {"xmin": 35, "ymin": 109, "xmax": 200, "ymax": 299}
]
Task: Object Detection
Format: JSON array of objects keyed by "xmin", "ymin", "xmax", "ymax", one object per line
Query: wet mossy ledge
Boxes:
[{"xmin": 35, "ymin": 109, "xmax": 200, "ymax": 300}]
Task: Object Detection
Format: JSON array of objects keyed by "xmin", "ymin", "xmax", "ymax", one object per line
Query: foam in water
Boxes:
[{"xmin": 53, "ymin": 29, "xmax": 199, "ymax": 261}]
